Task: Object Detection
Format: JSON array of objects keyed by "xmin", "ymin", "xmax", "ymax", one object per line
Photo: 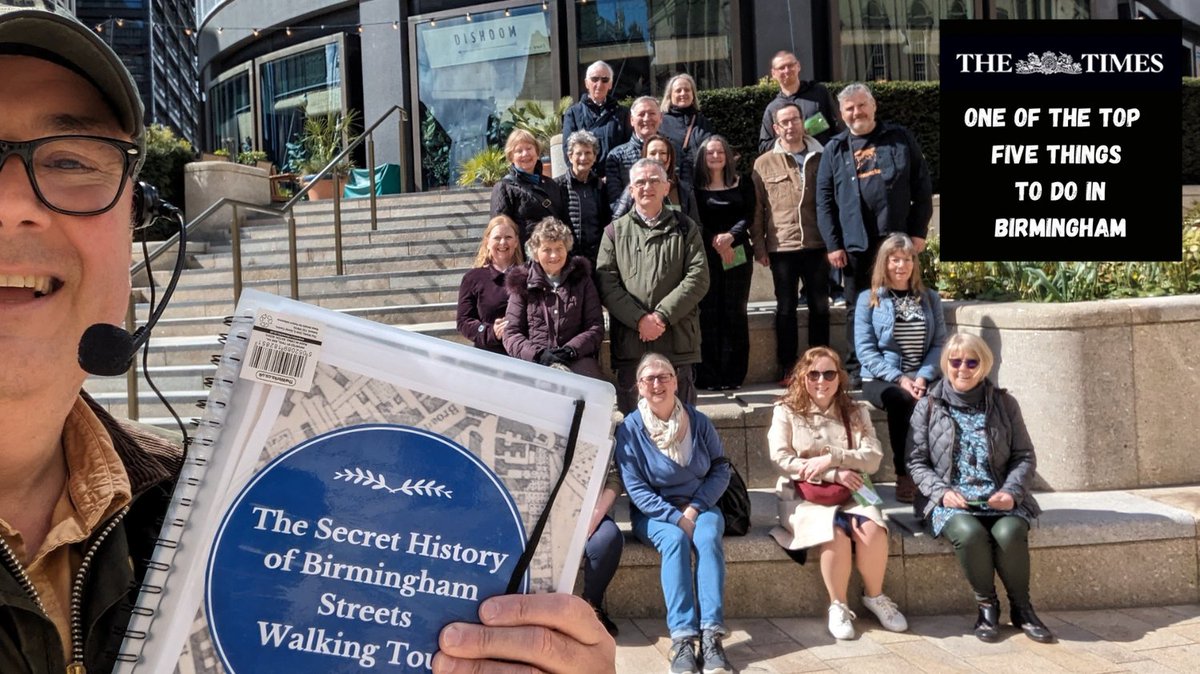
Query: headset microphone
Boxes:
[{"xmin": 79, "ymin": 182, "xmax": 187, "ymax": 376}]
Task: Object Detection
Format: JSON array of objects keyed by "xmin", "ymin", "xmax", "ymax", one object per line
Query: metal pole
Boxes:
[
  {"xmin": 231, "ymin": 204, "xmax": 242, "ymax": 303},
  {"xmin": 398, "ymin": 116, "xmax": 406, "ymax": 192},
  {"xmin": 287, "ymin": 209, "xmax": 299, "ymax": 299},
  {"xmin": 368, "ymin": 135, "xmax": 378, "ymax": 231},
  {"xmin": 125, "ymin": 294, "xmax": 140, "ymax": 421},
  {"xmin": 333, "ymin": 174, "xmax": 344, "ymax": 276}
]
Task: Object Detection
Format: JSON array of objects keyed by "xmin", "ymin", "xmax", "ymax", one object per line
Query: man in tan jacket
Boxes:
[{"xmin": 751, "ymin": 102, "xmax": 831, "ymax": 382}]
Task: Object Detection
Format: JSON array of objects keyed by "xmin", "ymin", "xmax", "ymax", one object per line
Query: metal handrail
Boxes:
[{"xmin": 124, "ymin": 104, "xmax": 409, "ymax": 419}]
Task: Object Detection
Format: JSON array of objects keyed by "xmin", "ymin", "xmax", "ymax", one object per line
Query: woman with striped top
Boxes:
[{"xmin": 853, "ymin": 233, "xmax": 946, "ymax": 504}]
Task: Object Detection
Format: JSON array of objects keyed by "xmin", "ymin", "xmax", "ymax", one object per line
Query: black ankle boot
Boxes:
[
  {"xmin": 1011, "ymin": 603, "xmax": 1055, "ymax": 643},
  {"xmin": 973, "ymin": 597, "xmax": 1001, "ymax": 642}
]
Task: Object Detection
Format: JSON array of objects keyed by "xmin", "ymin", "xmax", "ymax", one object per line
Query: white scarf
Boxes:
[{"xmin": 638, "ymin": 398, "xmax": 691, "ymax": 466}]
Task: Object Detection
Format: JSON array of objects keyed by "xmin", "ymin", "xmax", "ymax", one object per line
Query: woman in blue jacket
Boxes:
[
  {"xmin": 853, "ymin": 233, "xmax": 945, "ymax": 504},
  {"xmin": 616, "ymin": 352, "xmax": 733, "ymax": 674}
]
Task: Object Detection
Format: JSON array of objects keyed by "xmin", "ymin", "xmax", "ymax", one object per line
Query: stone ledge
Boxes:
[{"xmin": 604, "ymin": 487, "xmax": 1200, "ymax": 617}]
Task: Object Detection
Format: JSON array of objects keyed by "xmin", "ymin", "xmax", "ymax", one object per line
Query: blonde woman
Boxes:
[
  {"xmin": 489, "ymin": 128, "xmax": 567, "ymax": 242},
  {"xmin": 768, "ymin": 346, "xmax": 907, "ymax": 640},
  {"xmin": 908, "ymin": 333, "xmax": 1052, "ymax": 644},
  {"xmin": 456, "ymin": 215, "xmax": 524, "ymax": 353}
]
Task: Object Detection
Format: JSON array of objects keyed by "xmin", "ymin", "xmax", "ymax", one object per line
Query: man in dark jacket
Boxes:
[
  {"xmin": 561, "ymin": 60, "xmax": 631, "ymax": 179},
  {"xmin": 0, "ymin": 4, "xmax": 617, "ymax": 673},
  {"xmin": 816, "ymin": 83, "xmax": 933, "ymax": 384},
  {"xmin": 759, "ymin": 51, "xmax": 842, "ymax": 151}
]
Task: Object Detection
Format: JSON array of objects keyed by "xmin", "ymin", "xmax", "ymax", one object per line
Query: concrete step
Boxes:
[
  {"xmin": 84, "ymin": 363, "xmax": 216, "ymax": 395},
  {"xmin": 161, "ymin": 267, "xmax": 468, "ymax": 303},
  {"xmin": 185, "ymin": 247, "xmax": 477, "ymax": 274},
  {"xmin": 135, "ymin": 283, "xmax": 464, "ymax": 319},
  {"xmin": 126, "ymin": 302, "xmax": 459, "ymax": 337},
  {"xmin": 605, "ymin": 486, "xmax": 1200, "ymax": 619}
]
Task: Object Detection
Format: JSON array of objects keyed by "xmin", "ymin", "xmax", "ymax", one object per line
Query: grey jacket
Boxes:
[{"xmin": 906, "ymin": 378, "xmax": 1041, "ymax": 521}]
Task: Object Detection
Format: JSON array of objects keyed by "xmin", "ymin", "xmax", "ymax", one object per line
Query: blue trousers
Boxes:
[{"xmin": 632, "ymin": 507, "xmax": 727, "ymax": 639}]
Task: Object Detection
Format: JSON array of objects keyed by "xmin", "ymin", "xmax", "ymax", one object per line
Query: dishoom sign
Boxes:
[{"xmin": 425, "ymin": 13, "xmax": 551, "ymax": 69}]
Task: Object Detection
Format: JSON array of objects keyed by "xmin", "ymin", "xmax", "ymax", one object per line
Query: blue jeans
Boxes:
[{"xmin": 631, "ymin": 507, "xmax": 727, "ymax": 639}]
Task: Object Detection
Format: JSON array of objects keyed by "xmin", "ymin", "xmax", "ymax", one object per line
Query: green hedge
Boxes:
[
  {"xmin": 697, "ymin": 80, "xmax": 941, "ymax": 190},
  {"xmin": 1184, "ymin": 79, "xmax": 1200, "ymax": 184},
  {"xmin": 700, "ymin": 79, "xmax": 1200, "ymax": 189}
]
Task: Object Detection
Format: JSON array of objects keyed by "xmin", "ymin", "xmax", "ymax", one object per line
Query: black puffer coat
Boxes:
[
  {"xmin": 907, "ymin": 378, "xmax": 1041, "ymax": 521},
  {"xmin": 490, "ymin": 164, "xmax": 568, "ymax": 243}
]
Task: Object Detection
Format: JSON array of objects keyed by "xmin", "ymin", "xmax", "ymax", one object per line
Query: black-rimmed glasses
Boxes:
[
  {"xmin": 639, "ymin": 373, "xmax": 675, "ymax": 385},
  {"xmin": 0, "ymin": 135, "xmax": 139, "ymax": 216}
]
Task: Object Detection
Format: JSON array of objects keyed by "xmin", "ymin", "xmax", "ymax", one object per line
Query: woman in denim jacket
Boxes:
[{"xmin": 853, "ymin": 233, "xmax": 945, "ymax": 503}]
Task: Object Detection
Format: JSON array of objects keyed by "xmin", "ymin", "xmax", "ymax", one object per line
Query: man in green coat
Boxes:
[{"xmin": 596, "ymin": 158, "xmax": 710, "ymax": 413}]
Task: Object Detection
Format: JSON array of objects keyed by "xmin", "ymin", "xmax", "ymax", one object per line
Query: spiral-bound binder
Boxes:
[{"xmin": 114, "ymin": 289, "xmax": 617, "ymax": 674}]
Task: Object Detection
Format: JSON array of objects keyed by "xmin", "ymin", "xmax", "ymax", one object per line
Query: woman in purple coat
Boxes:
[
  {"xmin": 503, "ymin": 217, "xmax": 605, "ymax": 379},
  {"xmin": 456, "ymin": 215, "xmax": 524, "ymax": 353}
]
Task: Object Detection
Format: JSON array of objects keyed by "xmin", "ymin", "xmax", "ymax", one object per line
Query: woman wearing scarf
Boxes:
[
  {"xmin": 615, "ymin": 353, "xmax": 733, "ymax": 674},
  {"xmin": 490, "ymin": 129, "xmax": 567, "ymax": 244},
  {"xmin": 908, "ymin": 333, "xmax": 1053, "ymax": 644}
]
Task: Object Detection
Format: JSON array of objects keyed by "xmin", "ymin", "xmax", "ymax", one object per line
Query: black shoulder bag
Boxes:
[{"xmin": 710, "ymin": 456, "xmax": 751, "ymax": 536}]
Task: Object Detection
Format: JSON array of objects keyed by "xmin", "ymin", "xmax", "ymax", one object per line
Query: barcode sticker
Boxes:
[{"xmin": 238, "ymin": 310, "xmax": 323, "ymax": 392}]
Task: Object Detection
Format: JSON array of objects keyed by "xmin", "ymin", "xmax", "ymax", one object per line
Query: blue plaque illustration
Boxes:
[{"xmin": 205, "ymin": 424, "xmax": 527, "ymax": 673}]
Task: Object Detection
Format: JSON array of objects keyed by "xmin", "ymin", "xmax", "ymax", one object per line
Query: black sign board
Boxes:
[{"xmin": 939, "ymin": 20, "xmax": 1182, "ymax": 261}]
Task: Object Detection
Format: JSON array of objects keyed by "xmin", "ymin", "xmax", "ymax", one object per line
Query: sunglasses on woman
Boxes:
[
  {"xmin": 948, "ymin": 358, "xmax": 980, "ymax": 369},
  {"xmin": 805, "ymin": 370, "xmax": 838, "ymax": 382}
]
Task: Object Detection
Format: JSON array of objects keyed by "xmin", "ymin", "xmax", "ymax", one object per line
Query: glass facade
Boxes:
[
  {"xmin": 993, "ymin": 0, "xmax": 1089, "ymax": 20},
  {"xmin": 413, "ymin": 3, "xmax": 555, "ymax": 188},
  {"xmin": 258, "ymin": 41, "xmax": 345, "ymax": 173},
  {"xmin": 836, "ymin": 0, "xmax": 973, "ymax": 81},
  {"xmin": 574, "ymin": 0, "xmax": 734, "ymax": 100},
  {"xmin": 208, "ymin": 68, "xmax": 252, "ymax": 156}
]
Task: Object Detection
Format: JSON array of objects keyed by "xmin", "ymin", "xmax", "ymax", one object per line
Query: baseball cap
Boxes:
[{"xmin": 0, "ymin": 1, "xmax": 145, "ymax": 155}]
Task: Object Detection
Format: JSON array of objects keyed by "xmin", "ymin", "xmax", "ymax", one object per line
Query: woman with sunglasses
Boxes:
[
  {"xmin": 768, "ymin": 346, "xmax": 907, "ymax": 640},
  {"xmin": 854, "ymin": 232, "xmax": 946, "ymax": 504},
  {"xmin": 908, "ymin": 333, "xmax": 1052, "ymax": 644},
  {"xmin": 615, "ymin": 352, "xmax": 734, "ymax": 674}
]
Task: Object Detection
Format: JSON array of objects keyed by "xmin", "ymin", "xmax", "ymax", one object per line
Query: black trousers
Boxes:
[
  {"xmin": 840, "ymin": 238, "xmax": 882, "ymax": 378},
  {"xmin": 769, "ymin": 249, "xmax": 831, "ymax": 377},
  {"xmin": 861, "ymin": 378, "xmax": 918, "ymax": 476},
  {"xmin": 697, "ymin": 254, "xmax": 753, "ymax": 389}
]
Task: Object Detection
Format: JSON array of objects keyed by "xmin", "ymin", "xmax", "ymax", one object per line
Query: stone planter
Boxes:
[
  {"xmin": 947, "ymin": 295, "xmax": 1200, "ymax": 491},
  {"xmin": 183, "ymin": 161, "xmax": 271, "ymax": 242}
]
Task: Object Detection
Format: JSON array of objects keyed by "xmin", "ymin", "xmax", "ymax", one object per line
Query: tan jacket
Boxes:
[
  {"xmin": 766, "ymin": 400, "xmax": 886, "ymax": 550},
  {"xmin": 750, "ymin": 136, "xmax": 825, "ymax": 254}
]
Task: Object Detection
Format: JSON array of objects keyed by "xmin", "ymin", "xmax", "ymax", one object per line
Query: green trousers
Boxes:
[{"xmin": 941, "ymin": 514, "xmax": 1031, "ymax": 604}]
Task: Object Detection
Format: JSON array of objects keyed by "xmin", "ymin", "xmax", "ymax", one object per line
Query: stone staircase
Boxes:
[{"xmin": 86, "ymin": 187, "xmax": 1200, "ymax": 621}]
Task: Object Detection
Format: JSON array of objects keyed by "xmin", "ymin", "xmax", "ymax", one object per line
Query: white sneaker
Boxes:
[
  {"xmin": 827, "ymin": 600, "xmax": 856, "ymax": 640},
  {"xmin": 861, "ymin": 593, "xmax": 908, "ymax": 632}
]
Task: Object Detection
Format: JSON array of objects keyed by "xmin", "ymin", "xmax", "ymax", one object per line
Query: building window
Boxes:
[
  {"xmin": 994, "ymin": 1, "xmax": 1089, "ymax": 20},
  {"xmin": 258, "ymin": 40, "xmax": 345, "ymax": 173},
  {"xmin": 574, "ymin": 0, "xmax": 734, "ymax": 100},
  {"xmin": 837, "ymin": 0, "xmax": 976, "ymax": 82},
  {"xmin": 208, "ymin": 68, "xmax": 252, "ymax": 157},
  {"xmin": 412, "ymin": 3, "xmax": 556, "ymax": 189}
]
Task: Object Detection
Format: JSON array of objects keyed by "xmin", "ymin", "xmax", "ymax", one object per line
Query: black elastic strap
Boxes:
[{"xmin": 506, "ymin": 398, "xmax": 586, "ymax": 594}]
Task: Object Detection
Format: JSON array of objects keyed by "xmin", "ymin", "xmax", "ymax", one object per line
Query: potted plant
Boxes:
[
  {"xmin": 237, "ymin": 149, "xmax": 272, "ymax": 172},
  {"xmin": 508, "ymin": 96, "xmax": 572, "ymax": 176},
  {"xmin": 456, "ymin": 147, "xmax": 508, "ymax": 187},
  {"xmin": 298, "ymin": 109, "xmax": 359, "ymax": 200},
  {"xmin": 201, "ymin": 148, "xmax": 231, "ymax": 162}
]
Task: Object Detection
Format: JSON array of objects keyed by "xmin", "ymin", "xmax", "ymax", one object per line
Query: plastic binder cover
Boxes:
[{"xmin": 117, "ymin": 289, "xmax": 617, "ymax": 674}]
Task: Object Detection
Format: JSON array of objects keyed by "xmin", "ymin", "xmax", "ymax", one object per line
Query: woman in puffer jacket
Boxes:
[
  {"xmin": 502, "ymin": 217, "xmax": 605, "ymax": 379},
  {"xmin": 908, "ymin": 332, "xmax": 1052, "ymax": 645}
]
